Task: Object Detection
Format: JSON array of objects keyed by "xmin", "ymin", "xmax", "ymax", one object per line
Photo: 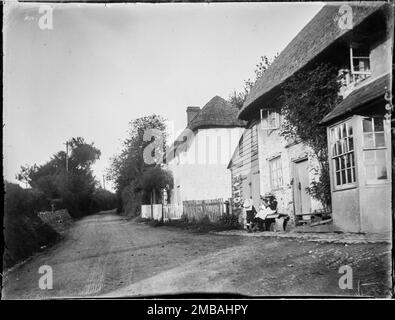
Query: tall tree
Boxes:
[
  {"xmin": 107, "ymin": 114, "xmax": 168, "ymax": 215},
  {"xmin": 16, "ymin": 137, "xmax": 101, "ymax": 217}
]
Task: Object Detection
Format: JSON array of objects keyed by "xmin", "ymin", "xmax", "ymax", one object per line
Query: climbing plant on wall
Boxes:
[{"xmin": 279, "ymin": 63, "xmax": 343, "ymax": 211}]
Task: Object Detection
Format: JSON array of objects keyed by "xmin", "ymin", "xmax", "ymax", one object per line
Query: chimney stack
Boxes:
[{"xmin": 186, "ymin": 106, "xmax": 200, "ymax": 125}]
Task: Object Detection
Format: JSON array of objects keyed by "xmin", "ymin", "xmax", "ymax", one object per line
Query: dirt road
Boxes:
[{"xmin": 2, "ymin": 211, "xmax": 391, "ymax": 298}]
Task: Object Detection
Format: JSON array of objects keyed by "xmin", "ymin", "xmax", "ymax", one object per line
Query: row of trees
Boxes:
[
  {"xmin": 107, "ymin": 115, "xmax": 173, "ymax": 216},
  {"xmin": 16, "ymin": 137, "xmax": 117, "ymax": 218}
]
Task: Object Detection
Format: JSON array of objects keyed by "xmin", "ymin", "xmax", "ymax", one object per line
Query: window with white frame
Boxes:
[
  {"xmin": 269, "ymin": 156, "xmax": 283, "ymax": 189},
  {"xmin": 261, "ymin": 109, "xmax": 280, "ymax": 130},
  {"xmin": 362, "ymin": 116, "xmax": 388, "ymax": 182},
  {"xmin": 330, "ymin": 121, "xmax": 356, "ymax": 186},
  {"xmin": 349, "ymin": 46, "xmax": 371, "ymax": 84}
]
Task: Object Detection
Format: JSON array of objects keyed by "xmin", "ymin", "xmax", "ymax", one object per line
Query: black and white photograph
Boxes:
[{"xmin": 2, "ymin": 0, "xmax": 394, "ymax": 301}]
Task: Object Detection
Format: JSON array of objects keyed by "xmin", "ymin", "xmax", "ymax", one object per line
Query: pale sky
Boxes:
[{"xmin": 3, "ymin": 1, "xmax": 324, "ymax": 191}]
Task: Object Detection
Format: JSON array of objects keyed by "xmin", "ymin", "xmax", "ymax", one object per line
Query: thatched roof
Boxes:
[
  {"xmin": 238, "ymin": 3, "xmax": 387, "ymax": 120},
  {"xmin": 166, "ymin": 96, "xmax": 246, "ymax": 162},
  {"xmin": 320, "ymin": 73, "xmax": 391, "ymax": 124},
  {"xmin": 188, "ymin": 96, "xmax": 246, "ymax": 131}
]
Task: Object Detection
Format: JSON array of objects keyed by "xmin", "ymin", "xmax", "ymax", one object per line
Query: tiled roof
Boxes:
[
  {"xmin": 238, "ymin": 3, "xmax": 387, "ymax": 120},
  {"xmin": 320, "ymin": 73, "xmax": 391, "ymax": 124}
]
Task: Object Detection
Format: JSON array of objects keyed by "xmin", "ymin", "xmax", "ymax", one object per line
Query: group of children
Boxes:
[{"xmin": 242, "ymin": 193, "xmax": 288, "ymax": 233}]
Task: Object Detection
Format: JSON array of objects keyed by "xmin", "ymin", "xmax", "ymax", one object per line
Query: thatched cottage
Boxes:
[
  {"xmin": 166, "ymin": 96, "xmax": 245, "ymax": 205},
  {"xmin": 231, "ymin": 3, "xmax": 392, "ymax": 233}
]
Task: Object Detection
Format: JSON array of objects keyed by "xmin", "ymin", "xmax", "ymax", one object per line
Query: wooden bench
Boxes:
[{"xmin": 295, "ymin": 212, "xmax": 331, "ymax": 226}]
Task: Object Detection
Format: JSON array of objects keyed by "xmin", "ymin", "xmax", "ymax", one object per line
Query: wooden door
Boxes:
[{"xmin": 293, "ymin": 160, "xmax": 311, "ymax": 216}]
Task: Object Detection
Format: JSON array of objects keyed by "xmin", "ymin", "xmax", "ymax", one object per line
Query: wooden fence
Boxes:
[
  {"xmin": 152, "ymin": 204, "xmax": 162, "ymax": 220},
  {"xmin": 183, "ymin": 198, "xmax": 225, "ymax": 222},
  {"xmin": 141, "ymin": 205, "xmax": 152, "ymax": 219},
  {"xmin": 163, "ymin": 204, "xmax": 183, "ymax": 221},
  {"xmin": 141, "ymin": 204, "xmax": 183, "ymax": 221},
  {"xmin": 141, "ymin": 199, "xmax": 225, "ymax": 222}
]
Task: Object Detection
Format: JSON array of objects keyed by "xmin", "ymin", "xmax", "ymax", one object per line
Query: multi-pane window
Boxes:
[
  {"xmin": 330, "ymin": 121, "xmax": 356, "ymax": 186},
  {"xmin": 350, "ymin": 46, "xmax": 371, "ymax": 84},
  {"xmin": 362, "ymin": 117, "xmax": 388, "ymax": 181},
  {"xmin": 261, "ymin": 109, "xmax": 280, "ymax": 130},
  {"xmin": 339, "ymin": 46, "xmax": 371, "ymax": 96},
  {"xmin": 269, "ymin": 156, "xmax": 283, "ymax": 189}
]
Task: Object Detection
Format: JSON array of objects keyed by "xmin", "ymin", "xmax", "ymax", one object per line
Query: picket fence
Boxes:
[
  {"xmin": 163, "ymin": 204, "xmax": 183, "ymax": 221},
  {"xmin": 141, "ymin": 205, "xmax": 152, "ymax": 219},
  {"xmin": 141, "ymin": 204, "xmax": 183, "ymax": 221},
  {"xmin": 141, "ymin": 198, "xmax": 226, "ymax": 222},
  {"xmin": 183, "ymin": 198, "xmax": 225, "ymax": 222}
]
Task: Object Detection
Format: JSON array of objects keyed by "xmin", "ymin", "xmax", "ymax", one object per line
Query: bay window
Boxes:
[
  {"xmin": 330, "ymin": 121, "xmax": 356, "ymax": 187},
  {"xmin": 362, "ymin": 116, "xmax": 388, "ymax": 182}
]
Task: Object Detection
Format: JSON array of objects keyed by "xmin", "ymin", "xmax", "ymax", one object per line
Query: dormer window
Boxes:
[
  {"xmin": 339, "ymin": 45, "xmax": 372, "ymax": 97},
  {"xmin": 349, "ymin": 45, "xmax": 371, "ymax": 83},
  {"xmin": 260, "ymin": 109, "xmax": 280, "ymax": 130}
]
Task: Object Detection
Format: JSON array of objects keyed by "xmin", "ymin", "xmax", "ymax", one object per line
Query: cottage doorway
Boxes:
[{"xmin": 293, "ymin": 159, "xmax": 311, "ymax": 216}]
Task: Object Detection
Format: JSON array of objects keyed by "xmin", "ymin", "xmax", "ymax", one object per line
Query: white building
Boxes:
[{"xmin": 166, "ymin": 96, "xmax": 245, "ymax": 205}]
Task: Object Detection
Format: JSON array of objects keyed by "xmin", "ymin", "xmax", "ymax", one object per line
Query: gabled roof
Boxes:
[
  {"xmin": 166, "ymin": 96, "xmax": 246, "ymax": 163},
  {"xmin": 238, "ymin": 3, "xmax": 387, "ymax": 120},
  {"xmin": 320, "ymin": 73, "xmax": 391, "ymax": 124},
  {"xmin": 227, "ymin": 132, "xmax": 244, "ymax": 169}
]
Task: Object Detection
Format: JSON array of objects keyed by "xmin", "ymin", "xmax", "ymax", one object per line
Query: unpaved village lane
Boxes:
[{"xmin": 2, "ymin": 212, "xmax": 391, "ymax": 298}]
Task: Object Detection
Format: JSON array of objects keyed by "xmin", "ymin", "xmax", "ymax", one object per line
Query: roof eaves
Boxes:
[
  {"xmin": 238, "ymin": 3, "xmax": 387, "ymax": 120},
  {"xmin": 320, "ymin": 73, "xmax": 391, "ymax": 125}
]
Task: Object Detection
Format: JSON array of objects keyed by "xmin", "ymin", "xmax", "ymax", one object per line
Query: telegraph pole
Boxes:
[
  {"xmin": 64, "ymin": 141, "xmax": 69, "ymax": 172},
  {"xmin": 102, "ymin": 175, "xmax": 106, "ymax": 190}
]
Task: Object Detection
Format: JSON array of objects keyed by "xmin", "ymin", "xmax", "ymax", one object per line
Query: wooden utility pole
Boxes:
[
  {"xmin": 102, "ymin": 175, "xmax": 106, "ymax": 190},
  {"xmin": 64, "ymin": 141, "xmax": 69, "ymax": 172}
]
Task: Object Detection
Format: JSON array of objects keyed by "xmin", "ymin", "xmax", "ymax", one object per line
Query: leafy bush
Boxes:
[
  {"xmin": 180, "ymin": 214, "xmax": 189, "ymax": 223},
  {"xmin": 141, "ymin": 167, "xmax": 173, "ymax": 204},
  {"xmin": 121, "ymin": 182, "xmax": 142, "ymax": 217},
  {"xmin": 200, "ymin": 215, "xmax": 211, "ymax": 226},
  {"xmin": 146, "ymin": 213, "xmax": 242, "ymax": 233},
  {"xmin": 4, "ymin": 182, "xmax": 60, "ymax": 268},
  {"xmin": 147, "ymin": 219, "xmax": 164, "ymax": 227},
  {"xmin": 134, "ymin": 216, "xmax": 149, "ymax": 223},
  {"xmin": 5, "ymin": 182, "xmax": 51, "ymax": 217},
  {"xmin": 89, "ymin": 188, "xmax": 118, "ymax": 213},
  {"xmin": 219, "ymin": 213, "xmax": 242, "ymax": 229}
]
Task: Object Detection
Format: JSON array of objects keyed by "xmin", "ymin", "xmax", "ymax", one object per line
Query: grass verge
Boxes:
[{"xmin": 139, "ymin": 213, "xmax": 242, "ymax": 234}]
